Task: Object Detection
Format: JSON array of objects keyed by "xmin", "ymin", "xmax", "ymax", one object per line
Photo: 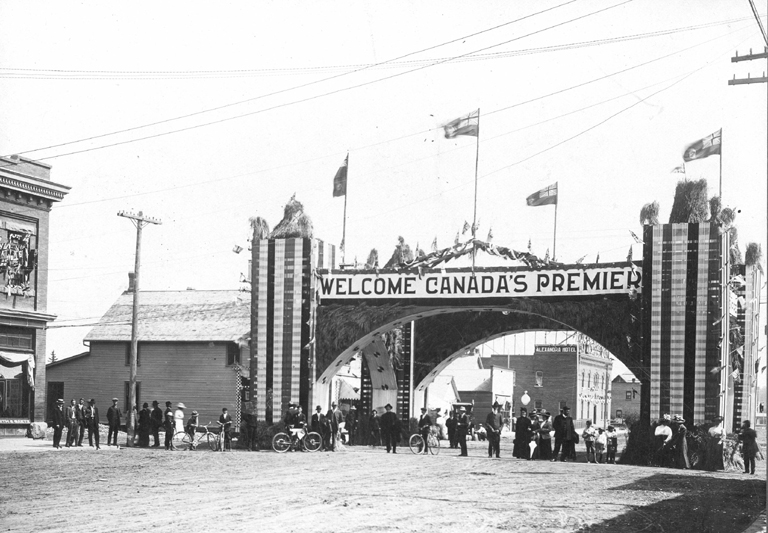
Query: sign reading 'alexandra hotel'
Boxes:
[{"xmin": 318, "ymin": 266, "xmax": 641, "ymax": 300}]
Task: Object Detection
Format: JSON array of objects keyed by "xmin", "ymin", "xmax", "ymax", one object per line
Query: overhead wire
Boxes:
[
  {"xmin": 3, "ymin": 0, "xmax": 581, "ymax": 158},
  {"xmin": 50, "ymin": 18, "xmax": 750, "ymax": 214},
  {"xmin": 5, "ymin": 1, "xmax": 633, "ymax": 162},
  {"xmin": 0, "ymin": 15, "xmax": 753, "ymax": 80}
]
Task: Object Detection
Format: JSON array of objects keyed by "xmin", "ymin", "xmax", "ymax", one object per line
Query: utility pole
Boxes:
[
  {"xmin": 728, "ymin": 47, "xmax": 767, "ymax": 86},
  {"xmin": 117, "ymin": 210, "xmax": 161, "ymax": 447}
]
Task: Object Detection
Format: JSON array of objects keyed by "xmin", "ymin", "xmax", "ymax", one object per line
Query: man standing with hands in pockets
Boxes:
[{"xmin": 485, "ymin": 401, "xmax": 503, "ymax": 458}]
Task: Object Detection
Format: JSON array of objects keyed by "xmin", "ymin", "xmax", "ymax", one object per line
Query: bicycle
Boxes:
[
  {"xmin": 172, "ymin": 422, "xmax": 219, "ymax": 451},
  {"xmin": 409, "ymin": 427, "xmax": 440, "ymax": 455},
  {"xmin": 272, "ymin": 427, "xmax": 323, "ymax": 453}
]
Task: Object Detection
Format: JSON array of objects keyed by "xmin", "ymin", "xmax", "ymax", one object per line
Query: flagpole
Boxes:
[
  {"xmin": 472, "ymin": 108, "xmax": 480, "ymax": 271},
  {"xmin": 342, "ymin": 155, "xmax": 348, "ymax": 265},
  {"xmin": 552, "ymin": 182, "xmax": 560, "ymax": 261}
]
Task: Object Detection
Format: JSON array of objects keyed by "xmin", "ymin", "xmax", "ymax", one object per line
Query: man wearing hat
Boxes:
[
  {"xmin": 76, "ymin": 398, "xmax": 87, "ymax": 446},
  {"xmin": 65, "ymin": 399, "xmax": 78, "ymax": 447},
  {"xmin": 345, "ymin": 406, "xmax": 358, "ymax": 446},
  {"xmin": 150, "ymin": 401, "xmax": 163, "ymax": 448},
  {"xmin": 380, "ymin": 403, "xmax": 400, "ymax": 453},
  {"xmin": 326, "ymin": 402, "xmax": 343, "ymax": 451},
  {"xmin": 219, "ymin": 407, "xmax": 233, "ymax": 451},
  {"xmin": 485, "ymin": 402, "xmax": 503, "ymax": 458},
  {"xmin": 86, "ymin": 398, "xmax": 100, "ymax": 449},
  {"xmin": 369, "ymin": 409, "xmax": 381, "ymax": 447},
  {"xmin": 137, "ymin": 402, "xmax": 151, "ymax": 447},
  {"xmin": 559, "ymin": 406, "xmax": 576, "ymax": 462},
  {"xmin": 107, "ymin": 397, "xmax": 122, "ymax": 446},
  {"xmin": 417, "ymin": 407, "xmax": 433, "ymax": 454},
  {"xmin": 456, "ymin": 406, "xmax": 469, "ymax": 456},
  {"xmin": 52, "ymin": 399, "xmax": 66, "ymax": 449},
  {"xmin": 185, "ymin": 409, "xmax": 200, "ymax": 449},
  {"xmin": 551, "ymin": 407, "xmax": 565, "ymax": 461}
]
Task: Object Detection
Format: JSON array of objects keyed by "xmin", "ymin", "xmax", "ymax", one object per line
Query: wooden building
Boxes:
[
  {"xmin": 47, "ymin": 288, "xmax": 250, "ymax": 428},
  {"xmin": 0, "ymin": 155, "xmax": 69, "ymax": 435},
  {"xmin": 611, "ymin": 374, "xmax": 641, "ymax": 422}
]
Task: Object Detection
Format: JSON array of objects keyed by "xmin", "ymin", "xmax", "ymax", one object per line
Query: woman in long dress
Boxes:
[
  {"xmin": 703, "ymin": 416, "xmax": 725, "ymax": 471},
  {"xmin": 670, "ymin": 414, "xmax": 690, "ymax": 469},
  {"xmin": 513, "ymin": 408, "xmax": 532, "ymax": 459}
]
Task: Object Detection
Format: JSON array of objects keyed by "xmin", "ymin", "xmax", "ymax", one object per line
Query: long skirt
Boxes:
[{"xmin": 539, "ymin": 438, "xmax": 552, "ymax": 460}]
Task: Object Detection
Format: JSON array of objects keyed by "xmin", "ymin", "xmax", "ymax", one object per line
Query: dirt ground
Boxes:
[{"xmin": 0, "ymin": 436, "xmax": 764, "ymax": 533}]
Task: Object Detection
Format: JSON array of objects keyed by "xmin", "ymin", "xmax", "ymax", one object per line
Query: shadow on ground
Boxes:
[{"xmin": 576, "ymin": 472, "xmax": 765, "ymax": 533}]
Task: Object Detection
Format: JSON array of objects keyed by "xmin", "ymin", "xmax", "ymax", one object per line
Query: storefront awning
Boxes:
[{"xmin": 0, "ymin": 351, "xmax": 35, "ymax": 389}]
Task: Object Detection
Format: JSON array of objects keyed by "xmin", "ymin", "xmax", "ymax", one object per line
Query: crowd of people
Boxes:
[{"xmin": 49, "ymin": 397, "xmax": 234, "ymax": 451}]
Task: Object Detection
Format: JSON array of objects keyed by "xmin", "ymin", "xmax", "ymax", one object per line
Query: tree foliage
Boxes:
[
  {"xmin": 383, "ymin": 236, "xmax": 414, "ymax": 268},
  {"xmin": 248, "ymin": 216, "xmax": 270, "ymax": 239},
  {"xmin": 745, "ymin": 242, "xmax": 763, "ymax": 273},
  {"xmin": 269, "ymin": 194, "xmax": 314, "ymax": 239},
  {"xmin": 668, "ymin": 179, "xmax": 708, "ymax": 223},
  {"xmin": 365, "ymin": 249, "xmax": 379, "ymax": 269}
]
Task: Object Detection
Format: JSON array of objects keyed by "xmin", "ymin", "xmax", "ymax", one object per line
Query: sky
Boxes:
[{"xmin": 0, "ymin": 1, "xmax": 765, "ymax": 363}]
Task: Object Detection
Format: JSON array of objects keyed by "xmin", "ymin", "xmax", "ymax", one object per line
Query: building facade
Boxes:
[
  {"xmin": 481, "ymin": 342, "xmax": 612, "ymax": 426},
  {"xmin": 47, "ymin": 289, "xmax": 250, "ymax": 427},
  {"xmin": 0, "ymin": 155, "xmax": 69, "ymax": 435},
  {"xmin": 610, "ymin": 374, "xmax": 641, "ymax": 422}
]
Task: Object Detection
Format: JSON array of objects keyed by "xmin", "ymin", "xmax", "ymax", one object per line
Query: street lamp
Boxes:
[{"xmin": 521, "ymin": 390, "xmax": 531, "ymax": 408}]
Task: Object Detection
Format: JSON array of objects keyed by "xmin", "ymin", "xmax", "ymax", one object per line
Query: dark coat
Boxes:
[
  {"xmin": 138, "ymin": 408, "xmax": 151, "ymax": 431},
  {"xmin": 151, "ymin": 407, "xmax": 163, "ymax": 428},
  {"xmin": 380, "ymin": 411, "xmax": 400, "ymax": 439},
  {"xmin": 345, "ymin": 411, "xmax": 357, "ymax": 429},
  {"xmin": 219, "ymin": 413, "xmax": 233, "ymax": 431},
  {"xmin": 739, "ymin": 428, "xmax": 759, "ymax": 457},
  {"xmin": 164, "ymin": 408, "xmax": 174, "ymax": 429},
  {"xmin": 52, "ymin": 406, "xmax": 66, "ymax": 427},
  {"xmin": 86, "ymin": 405, "xmax": 100, "ymax": 425},
  {"xmin": 562, "ymin": 415, "xmax": 576, "ymax": 441},
  {"xmin": 107, "ymin": 405, "xmax": 122, "ymax": 426},
  {"xmin": 553, "ymin": 414, "xmax": 566, "ymax": 439},
  {"xmin": 485, "ymin": 411, "xmax": 503, "ymax": 433},
  {"xmin": 418, "ymin": 413, "xmax": 432, "ymax": 430},
  {"xmin": 311, "ymin": 413, "xmax": 323, "ymax": 432},
  {"xmin": 369, "ymin": 414, "xmax": 380, "ymax": 430},
  {"xmin": 76, "ymin": 404, "xmax": 86, "ymax": 422}
]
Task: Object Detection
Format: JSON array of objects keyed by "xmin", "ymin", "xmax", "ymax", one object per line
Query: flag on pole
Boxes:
[
  {"xmin": 454, "ymin": 231, "xmax": 460, "ymax": 245},
  {"xmin": 544, "ymin": 249, "xmax": 550, "ymax": 262},
  {"xmin": 595, "ymin": 251, "xmax": 600, "ymax": 264},
  {"xmin": 526, "ymin": 182, "xmax": 558, "ymax": 207},
  {"xmin": 461, "ymin": 221, "xmax": 470, "ymax": 235},
  {"xmin": 575, "ymin": 254, "xmax": 586, "ymax": 264},
  {"xmin": 683, "ymin": 129, "xmax": 721, "ymax": 162},
  {"xmin": 443, "ymin": 110, "xmax": 479, "ymax": 138},
  {"xmin": 527, "ymin": 238, "xmax": 532, "ymax": 253},
  {"xmin": 629, "ymin": 230, "xmax": 643, "ymax": 244},
  {"xmin": 627, "ymin": 246, "xmax": 633, "ymax": 263},
  {"xmin": 332, "ymin": 154, "xmax": 348, "ymax": 197},
  {"xmin": 431, "ymin": 237, "xmax": 438, "ymax": 252},
  {"xmin": 487, "ymin": 228, "xmax": 494, "ymax": 242},
  {"xmin": 671, "ymin": 165, "xmax": 686, "ymax": 174}
]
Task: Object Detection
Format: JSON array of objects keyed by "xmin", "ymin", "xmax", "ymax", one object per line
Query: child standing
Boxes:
[
  {"xmin": 582, "ymin": 420, "xmax": 597, "ymax": 463},
  {"xmin": 185, "ymin": 410, "xmax": 199, "ymax": 449},
  {"xmin": 594, "ymin": 427, "xmax": 607, "ymax": 464},
  {"xmin": 605, "ymin": 425, "xmax": 618, "ymax": 464}
]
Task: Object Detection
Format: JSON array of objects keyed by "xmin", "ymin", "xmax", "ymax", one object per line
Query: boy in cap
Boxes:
[
  {"xmin": 185, "ymin": 410, "xmax": 200, "ymax": 449},
  {"xmin": 417, "ymin": 407, "xmax": 432, "ymax": 454},
  {"xmin": 107, "ymin": 397, "xmax": 122, "ymax": 446},
  {"xmin": 219, "ymin": 407, "xmax": 233, "ymax": 451},
  {"xmin": 76, "ymin": 398, "xmax": 87, "ymax": 446},
  {"xmin": 164, "ymin": 402, "xmax": 174, "ymax": 450}
]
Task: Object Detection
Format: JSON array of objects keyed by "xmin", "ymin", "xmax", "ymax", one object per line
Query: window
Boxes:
[
  {"xmin": 616, "ymin": 409, "xmax": 623, "ymax": 419},
  {"xmin": 581, "ymin": 372, "xmax": 585, "ymax": 388},
  {"xmin": 534, "ymin": 371, "xmax": 543, "ymax": 387},
  {"xmin": 626, "ymin": 390, "xmax": 632, "ymax": 400},
  {"xmin": 124, "ymin": 343, "xmax": 141, "ymax": 366},
  {"xmin": 559, "ymin": 400, "xmax": 567, "ymax": 411},
  {"xmin": 227, "ymin": 343, "xmax": 241, "ymax": 366},
  {"xmin": 534, "ymin": 400, "xmax": 543, "ymax": 410},
  {"xmin": 0, "ymin": 326, "xmax": 33, "ymax": 351},
  {"xmin": 124, "ymin": 381, "xmax": 141, "ymax": 412}
]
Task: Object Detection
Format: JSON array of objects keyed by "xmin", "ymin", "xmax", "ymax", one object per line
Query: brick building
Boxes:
[
  {"xmin": 610, "ymin": 374, "xmax": 641, "ymax": 422},
  {"xmin": 481, "ymin": 342, "xmax": 613, "ymax": 426},
  {"xmin": 0, "ymin": 155, "xmax": 69, "ymax": 435}
]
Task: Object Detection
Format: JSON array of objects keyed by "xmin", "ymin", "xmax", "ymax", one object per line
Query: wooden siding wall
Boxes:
[{"xmin": 47, "ymin": 341, "xmax": 241, "ymax": 426}]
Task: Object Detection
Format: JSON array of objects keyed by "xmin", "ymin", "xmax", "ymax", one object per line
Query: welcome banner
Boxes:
[{"xmin": 318, "ymin": 265, "xmax": 641, "ymax": 300}]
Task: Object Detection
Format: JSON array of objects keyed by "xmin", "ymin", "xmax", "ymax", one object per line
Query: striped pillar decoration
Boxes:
[
  {"xmin": 645, "ymin": 223, "xmax": 724, "ymax": 424},
  {"xmin": 252, "ymin": 238, "xmax": 335, "ymax": 424}
]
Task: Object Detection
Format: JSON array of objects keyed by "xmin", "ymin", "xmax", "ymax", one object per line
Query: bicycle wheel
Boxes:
[
  {"xmin": 409, "ymin": 434, "xmax": 425, "ymax": 454},
  {"xmin": 173, "ymin": 432, "xmax": 192, "ymax": 451},
  {"xmin": 304, "ymin": 432, "xmax": 322, "ymax": 452},
  {"xmin": 206, "ymin": 432, "xmax": 219, "ymax": 451},
  {"xmin": 272, "ymin": 432, "xmax": 292, "ymax": 453},
  {"xmin": 428, "ymin": 434, "xmax": 440, "ymax": 455}
]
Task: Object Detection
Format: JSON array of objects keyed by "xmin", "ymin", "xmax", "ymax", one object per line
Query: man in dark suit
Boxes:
[
  {"xmin": 456, "ymin": 406, "xmax": 469, "ymax": 456},
  {"xmin": 107, "ymin": 398, "xmax": 122, "ymax": 446},
  {"xmin": 76, "ymin": 398, "xmax": 87, "ymax": 446},
  {"xmin": 150, "ymin": 400, "xmax": 163, "ymax": 447},
  {"xmin": 325, "ymin": 402, "xmax": 342, "ymax": 451},
  {"xmin": 559, "ymin": 406, "xmax": 577, "ymax": 462},
  {"xmin": 417, "ymin": 407, "xmax": 432, "ymax": 454},
  {"xmin": 311, "ymin": 405, "xmax": 323, "ymax": 434},
  {"xmin": 219, "ymin": 407, "xmax": 233, "ymax": 451},
  {"xmin": 85, "ymin": 398, "xmax": 100, "ymax": 450},
  {"xmin": 485, "ymin": 401, "xmax": 503, "ymax": 458},
  {"xmin": 65, "ymin": 399, "xmax": 78, "ymax": 447},
  {"xmin": 345, "ymin": 406, "xmax": 358, "ymax": 446},
  {"xmin": 551, "ymin": 408, "xmax": 565, "ymax": 462},
  {"xmin": 380, "ymin": 403, "xmax": 400, "ymax": 453},
  {"xmin": 52, "ymin": 399, "xmax": 66, "ymax": 449}
]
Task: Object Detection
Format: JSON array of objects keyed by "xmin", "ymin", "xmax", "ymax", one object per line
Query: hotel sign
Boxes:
[
  {"xmin": 534, "ymin": 345, "xmax": 577, "ymax": 354},
  {"xmin": 318, "ymin": 266, "xmax": 641, "ymax": 300}
]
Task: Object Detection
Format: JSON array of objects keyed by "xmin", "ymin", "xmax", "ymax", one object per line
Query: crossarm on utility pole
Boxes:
[{"xmin": 117, "ymin": 210, "xmax": 161, "ymax": 447}]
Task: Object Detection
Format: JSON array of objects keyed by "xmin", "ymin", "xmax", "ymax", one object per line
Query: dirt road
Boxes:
[{"xmin": 0, "ymin": 438, "xmax": 764, "ymax": 533}]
